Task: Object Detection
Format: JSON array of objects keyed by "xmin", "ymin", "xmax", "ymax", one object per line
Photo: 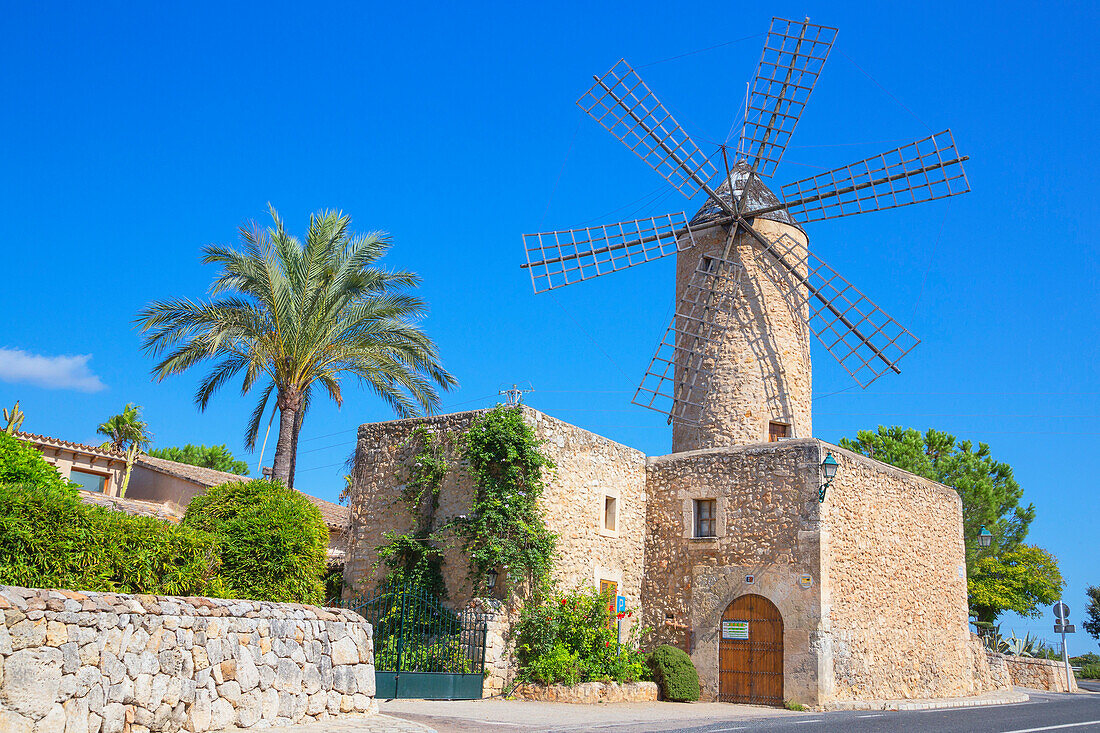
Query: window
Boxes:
[
  {"xmin": 769, "ymin": 421, "xmax": 791, "ymax": 442},
  {"xmin": 694, "ymin": 499, "xmax": 716, "ymax": 538},
  {"xmin": 69, "ymin": 469, "xmax": 106, "ymax": 494},
  {"xmin": 604, "ymin": 495, "xmax": 618, "ymax": 532}
]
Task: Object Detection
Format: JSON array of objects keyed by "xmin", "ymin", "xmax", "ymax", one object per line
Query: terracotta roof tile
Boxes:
[{"xmin": 15, "ymin": 432, "xmax": 125, "ymax": 461}]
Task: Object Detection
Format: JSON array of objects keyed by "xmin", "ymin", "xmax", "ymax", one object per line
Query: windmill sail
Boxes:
[
  {"xmin": 778, "ymin": 130, "xmax": 970, "ymax": 223},
  {"xmin": 633, "ymin": 254, "xmax": 745, "ymax": 423},
  {"xmin": 578, "ymin": 60, "xmax": 720, "ymax": 199},
  {"xmin": 522, "ymin": 212, "xmax": 696, "ymax": 293},
  {"xmin": 740, "ymin": 17, "xmax": 838, "ymax": 178},
  {"xmin": 746, "ymin": 225, "xmax": 920, "ymax": 387}
]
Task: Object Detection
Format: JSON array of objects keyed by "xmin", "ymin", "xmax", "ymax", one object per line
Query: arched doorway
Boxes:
[{"xmin": 718, "ymin": 594, "xmax": 783, "ymax": 705}]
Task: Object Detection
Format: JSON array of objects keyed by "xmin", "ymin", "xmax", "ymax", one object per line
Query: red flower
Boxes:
[
  {"xmin": 616, "ymin": 612, "xmax": 626, "ymax": 620},
  {"xmin": 605, "ymin": 641, "xmax": 610, "ymax": 647},
  {"xmin": 627, "ymin": 612, "xmax": 632, "ymax": 618},
  {"xmin": 561, "ymin": 599, "xmax": 567, "ymax": 606}
]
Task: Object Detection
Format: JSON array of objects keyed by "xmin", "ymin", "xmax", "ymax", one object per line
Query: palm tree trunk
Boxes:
[
  {"xmin": 272, "ymin": 392, "xmax": 299, "ymax": 486},
  {"xmin": 287, "ymin": 408, "xmax": 304, "ymax": 490}
]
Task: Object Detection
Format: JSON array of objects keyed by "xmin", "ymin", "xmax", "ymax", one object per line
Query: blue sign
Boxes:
[{"xmin": 616, "ymin": 595, "xmax": 626, "ymax": 613}]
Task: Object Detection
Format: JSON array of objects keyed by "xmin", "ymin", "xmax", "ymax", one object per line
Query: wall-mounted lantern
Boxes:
[
  {"xmin": 978, "ymin": 525, "xmax": 993, "ymax": 548},
  {"xmin": 486, "ymin": 568, "xmax": 499, "ymax": 590},
  {"xmin": 819, "ymin": 452, "xmax": 839, "ymax": 503}
]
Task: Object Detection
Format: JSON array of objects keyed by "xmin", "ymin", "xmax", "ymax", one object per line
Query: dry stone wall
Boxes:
[
  {"xmin": 998, "ymin": 654, "xmax": 1077, "ymax": 692},
  {"xmin": 0, "ymin": 586, "xmax": 376, "ymax": 733},
  {"xmin": 821, "ymin": 445, "xmax": 975, "ymax": 701},
  {"xmin": 345, "ymin": 407, "xmax": 646, "ymax": 615}
]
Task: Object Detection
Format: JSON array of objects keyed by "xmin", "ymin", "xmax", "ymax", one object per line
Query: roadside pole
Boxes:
[{"xmin": 1054, "ymin": 601, "xmax": 1075, "ymax": 690}]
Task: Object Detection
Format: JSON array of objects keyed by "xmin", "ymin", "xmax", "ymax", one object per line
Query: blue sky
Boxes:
[{"xmin": 1, "ymin": 1, "xmax": 1097, "ymax": 650}]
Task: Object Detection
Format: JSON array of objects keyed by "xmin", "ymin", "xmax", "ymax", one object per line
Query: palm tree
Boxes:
[
  {"xmin": 135, "ymin": 206, "xmax": 457, "ymax": 488},
  {"xmin": 97, "ymin": 403, "xmax": 153, "ymax": 452},
  {"xmin": 97, "ymin": 403, "xmax": 153, "ymax": 497}
]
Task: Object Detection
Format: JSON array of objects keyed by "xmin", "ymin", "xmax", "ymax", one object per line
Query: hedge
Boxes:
[
  {"xmin": 0, "ymin": 433, "xmax": 221, "ymax": 595},
  {"xmin": 648, "ymin": 644, "xmax": 700, "ymax": 702},
  {"xmin": 181, "ymin": 479, "xmax": 328, "ymax": 604}
]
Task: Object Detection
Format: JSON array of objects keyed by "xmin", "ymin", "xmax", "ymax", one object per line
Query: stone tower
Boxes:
[{"xmin": 671, "ymin": 163, "xmax": 812, "ymax": 453}]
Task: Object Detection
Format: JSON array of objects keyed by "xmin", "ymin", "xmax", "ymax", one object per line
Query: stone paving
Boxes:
[{"xmin": 212, "ymin": 713, "xmax": 436, "ymax": 732}]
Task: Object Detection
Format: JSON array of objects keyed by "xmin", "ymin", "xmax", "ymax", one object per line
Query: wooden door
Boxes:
[{"xmin": 718, "ymin": 594, "xmax": 783, "ymax": 705}]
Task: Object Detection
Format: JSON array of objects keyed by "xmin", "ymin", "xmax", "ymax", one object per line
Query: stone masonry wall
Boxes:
[
  {"xmin": 643, "ymin": 439, "xmax": 824, "ymax": 704},
  {"xmin": 999, "ymin": 654, "xmax": 1077, "ymax": 693},
  {"xmin": 821, "ymin": 444, "xmax": 975, "ymax": 701},
  {"xmin": 0, "ymin": 586, "xmax": 375, "ymax": 733},
  {"xmin": 345, "ymin": 407, "xmax": 646, "ymax": 618},
  {"xmin": 672, "ymin": 217, "xmax": 812, "ymax": 452}
]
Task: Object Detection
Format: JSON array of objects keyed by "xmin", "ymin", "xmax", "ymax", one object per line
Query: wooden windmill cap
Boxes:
[{"xmin": 690, "ymin": 161, "xmax": 802, "ymax": 232}]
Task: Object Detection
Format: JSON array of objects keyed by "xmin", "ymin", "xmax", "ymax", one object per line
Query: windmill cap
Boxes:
[{"xmin": 690, "ymin": 161, "xmax": 802, "ymax": 232}]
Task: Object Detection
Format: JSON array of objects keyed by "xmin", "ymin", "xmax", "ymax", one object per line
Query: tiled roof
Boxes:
[
  {"xmin": 135, "ymin": 455, "xmax": 348, "ymax": 531},
  {"xmin": 80, "ymin": 493, "xmax": 185, "ymax": 523},
  {"xmin": 15, "ymin": 432, "xmax": 125, "ymax": 461}
]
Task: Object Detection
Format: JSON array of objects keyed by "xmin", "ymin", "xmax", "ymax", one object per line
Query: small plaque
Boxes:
[
  {"xmin": 798, "ymin": 574, "xmax": 813, "ymax": 589},
  {"xmin": 722, "ymin": 620, "xmax": 749, "ymax": 640},
  {"xmin": 1055, "ymin": 624, "xmax": 1075, "ymax": 634},
  {"xmin": 744, "ymin": 574, "xmax": 755, "ymax": 585}
]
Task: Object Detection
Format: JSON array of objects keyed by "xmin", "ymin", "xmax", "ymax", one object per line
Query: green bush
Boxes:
[
  {"xmin": 182, "ymin": 479, "xmax": 328, "ymax": 604},
  {"xmin": 648, "ymin": 644, "xmax": 700, "ymax": 702},
  {"xmin": 1079, "ymin": 663, "xmax": 1100, "ymax": 680},
  {"xmin": 0, "ymin": 435, "xmax": 221, "ymax": 596},
  {"xmin": 515, "ymin": 587, "xmax": 648, "ymax": 685}
]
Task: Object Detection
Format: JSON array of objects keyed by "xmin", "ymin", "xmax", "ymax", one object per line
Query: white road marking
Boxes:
[
  {"xmin": 708, "ymin": 728, "xmax": 748, "ymax": 732},
  {"xmin": 858, "ymin": 714, "xmax": 885, "ymax": 718},
  {"xmin": 791, "ymin": 721, "xmax": 823, "ymax": 725},
  {"xmin": 1000, "ymin": 721, "xmax": 1100, "ymax": 733}
]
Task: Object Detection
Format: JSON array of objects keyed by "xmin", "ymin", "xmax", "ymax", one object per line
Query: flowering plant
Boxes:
[{"xmin": 515, "ymin": 586, "xmax": 649, "ymax": 685}]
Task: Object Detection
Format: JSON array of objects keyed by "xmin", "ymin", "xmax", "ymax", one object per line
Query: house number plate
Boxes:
[{"xmin": 722, "ymin": 620, "xmax": 749, "ymax": 640}]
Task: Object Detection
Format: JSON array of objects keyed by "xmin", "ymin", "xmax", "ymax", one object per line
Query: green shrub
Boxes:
[
  {"xmin": 648, "ymin": 644, "xmax": 700, "ymax": 702},
  {"xmin": 0, "ymin": 432, "xmax": 73, "ymax": 488},
  {"xmin": 182, "ymin": 479, "xmax": 328, "ymax": 604},
  {"xmin": 515, "ymin": 587, "xmax": 648, "ymax": 685},
  {"xmin": 0, "ymin": 479, "xmax": 220, "ymax": 596},
  {"xmin": 1079, "ymin": 663, "xmax": 1100, "ymax": 680}
]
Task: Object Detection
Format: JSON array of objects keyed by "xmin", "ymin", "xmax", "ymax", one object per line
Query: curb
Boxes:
[{"xmin": 829, "ymin": 691, "xmax": 1029, "ymax": 712}]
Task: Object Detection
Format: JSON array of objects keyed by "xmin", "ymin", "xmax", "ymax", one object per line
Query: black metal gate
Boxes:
[{"xmin": 341, "ymin": 583, "xmax": 488, "ymax": 699}]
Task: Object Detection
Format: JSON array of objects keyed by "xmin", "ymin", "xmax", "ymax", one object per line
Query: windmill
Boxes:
[{"xmin": 521, "ymin": 18, "xmax": 970, "ymax": 452}]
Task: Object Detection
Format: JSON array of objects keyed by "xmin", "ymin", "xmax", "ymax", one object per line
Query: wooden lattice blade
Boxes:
[
  {"xmin": 748, "ymin": 225, "xmax": 920, "ymax": 388},
  {"xmin": 578, "ymin": 59, "xmax": 720, "ymax": 199},
  {"xmin": 740, "ymin": 17, "xmax": 838, "ymax": 178},
  {"xmin": 633, "ymin": 254, "xmax": 745, "ymax": 423},
  {"xmin": 777, "ymin": 130, "xmax": 970, "ymax": 223},
  {"xmin": 522, "ymin": 212, "xmax": 696, "ymax": 294}
]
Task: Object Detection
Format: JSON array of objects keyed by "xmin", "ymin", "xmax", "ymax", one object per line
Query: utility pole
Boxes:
[{"xmin": 499, "ymin": 384, "xmax": 534, "ymax": 407}]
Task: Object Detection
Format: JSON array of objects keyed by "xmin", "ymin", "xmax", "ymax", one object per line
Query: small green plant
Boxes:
[
  {"xmin": 182, "ymin": 478, "xmax": 328, "ymax": 603},
  {"xmin": 525, "ymin": 643, "xmax": 581, "ymax": 686},
  {"xmin": 3, "ymin": 401, "xmax": 24, "ymax": 434},
  {"xmin": 647, "ymin": 644, "xmax": 700, "ymax": 702},
  {"xmin": 784, "ymin": 700, "xmax": 808, "ymax": 711}
]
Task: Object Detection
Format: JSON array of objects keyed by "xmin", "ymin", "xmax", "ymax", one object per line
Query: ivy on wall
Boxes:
[
  {"xmin": 451, "ymin": 406, "xmax": 557, "ymax": 597},
  {"xmin": 375, "ymin": 407, "xmax": 558, "ymax": 601},
  {"xmin": 376, "ymin": 426, "xmax": 449, "ymax": 597}
]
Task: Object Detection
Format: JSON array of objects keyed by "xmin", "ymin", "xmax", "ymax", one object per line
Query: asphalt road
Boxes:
[
  {"xmin": 673, "ymin": 691, "xmax": 1100, "ymax": 733},
  {"xmin": 386, "ymin": 690, "xmax": 1100, "ymax": 733}
]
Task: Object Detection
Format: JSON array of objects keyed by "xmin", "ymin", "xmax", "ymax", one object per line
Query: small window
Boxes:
[
  {"xmin": 769, "ymin": 421, "xmax": 791, "ymax": 442},
  {"xmin": 694, "ymin": 499, "xmax": 716, "ymax": 538},
  {"xmin": 604, "ymin": 495, "xmax": 618, "ymax": 532},
  {"xmin": 69, "ymin": 469, "xmax": 106, "ymax": 494}
]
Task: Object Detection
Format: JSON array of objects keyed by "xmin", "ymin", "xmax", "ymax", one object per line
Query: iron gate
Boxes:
[{"xmin": 341, "ymin": 583, "xmax": 487, "ymax": 699}]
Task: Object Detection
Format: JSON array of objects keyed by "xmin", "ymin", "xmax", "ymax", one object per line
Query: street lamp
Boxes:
[
  {"xmin": 978, "ymin": 525, "xmax": 993, "ymax": 548},
  {"xmin": 819, "ymin": 452, "xmax": 839, "ymax": 503}
]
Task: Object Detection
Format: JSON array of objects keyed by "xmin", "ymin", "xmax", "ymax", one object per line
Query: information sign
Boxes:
[
  {"xmin": 616, "ymin": 595, "xmax": 626, "ymax": 614},
  {"xmin": 722, "ymin": 620, "xmax": 749, "ymax": 640}
]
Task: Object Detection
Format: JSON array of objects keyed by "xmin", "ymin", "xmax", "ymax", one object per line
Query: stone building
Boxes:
[{"xmin": 344, "ymin": 171, "xmax": 993, "ymax": 707}]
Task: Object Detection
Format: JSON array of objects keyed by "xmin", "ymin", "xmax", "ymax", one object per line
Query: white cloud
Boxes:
[{"xmin": 0, "ymin": 348, "xmax": 106, "ymax": 392}]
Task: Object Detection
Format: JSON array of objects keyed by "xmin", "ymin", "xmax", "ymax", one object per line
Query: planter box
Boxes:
[{"xmin": 514, "ymin": 681, "xmax": 658, "ymax": 703}]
